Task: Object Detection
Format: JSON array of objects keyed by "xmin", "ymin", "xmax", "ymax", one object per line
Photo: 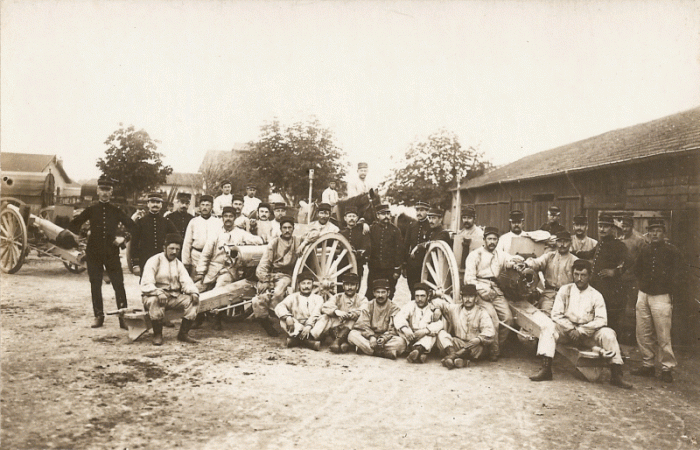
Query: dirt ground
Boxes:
[{"xmin": 2, "ymin": 257, "xmax": 700, "ymax": 450}]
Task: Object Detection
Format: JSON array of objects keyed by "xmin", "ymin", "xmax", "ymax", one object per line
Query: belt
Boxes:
[{"xmin": 478, "ymin": 277, "xmax": 498, "ymax": 283}]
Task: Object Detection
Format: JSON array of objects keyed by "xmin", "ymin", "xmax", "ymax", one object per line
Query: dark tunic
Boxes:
[
  {"xmin": 590, "ymin": 234, "xmax": 628, "ymax": 331},
  {"xmin": 69, "ymin": 201, "xmax": 135, "ymax": 257},
  {"xmin": 633, "ymin": 241, "xmax": 682, "ymax": 296},
  {"xmin": 368, "ymin": 222, "xmax": 404, "ymax": 270},
  {"xmin": 131, "ymin": 213, "xmax": 179, "ymax": 268},
  {"xmin": 340, "ymin": 224, "xmax": 371, "ymax": 268},
  {"xmin": 540, "ymin": 221, "xmax": 566, "ymax": 235},
  {"xmin": 167, "ymin": 211, "xmax": 194, "ymax": 237}
]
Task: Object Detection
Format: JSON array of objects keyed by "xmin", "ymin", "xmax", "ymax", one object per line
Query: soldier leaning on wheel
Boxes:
[{"xmin": 68, "ymin": 175, "xmax": 135, "ymax": 329}]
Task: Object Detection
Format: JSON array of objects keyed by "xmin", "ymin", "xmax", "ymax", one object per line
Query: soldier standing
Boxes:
[
  {"xmin": 68, "ymin": 175, "xmax": 135, "ymax": 328},
  {"xmin": 131, "ymin": 192, "xmax": 179, "ymax": 277},
  {"xmin": 166, "ymin": 192, "xmax": 194, "ymax": 238},
  {"xmin": 570, "ymin": 214, "xmax": 598, "ymax": 260},
  {"xmin": 346, "ymin": 162, "xmax": 371, "ymax": 198},
  {"xmin": 404, "ymin": 200, "xmax": 431, "ymax": 296},
  {"xmin": 340, "ymin": 206, "xmax": 371, "ymax": 283},
  {"xmin": 540, "ymin": 206, "xmax": 566, "ymax": 234},
  {"xmin": 213, "ymin": 180, "xmax": 233, "ymax": 217},
  {"xmin": 619, "ymin": 215, "xmax": 646, "ymax": 342},
  {"xmin": 241, "ymin": 183, "xmax": 261, "ymax": 217},
  {"xmin": 453, "ymin": 205, "xmax": 484, "ymax": 270},
  {"xmin": 367, "ymin": 204, "xmax": 404, "ymax": 300}
]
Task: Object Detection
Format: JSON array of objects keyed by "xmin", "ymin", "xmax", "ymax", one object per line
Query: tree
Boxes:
[
  {"xmin": 243, "ymin": 118, "xmax": 347, "ymax": 205},
  {"xmin": 381, "ymin": 129, "xmax": 491, "ymax": 209},
  {"xmin": 97, "ymin": 124, "xmax": 173, "ymax": 203}
]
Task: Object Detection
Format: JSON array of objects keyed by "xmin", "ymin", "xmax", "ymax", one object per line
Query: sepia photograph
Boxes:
[{"xmin": 1, "ymin": 1, "xmax": 699, "ymax": 449}]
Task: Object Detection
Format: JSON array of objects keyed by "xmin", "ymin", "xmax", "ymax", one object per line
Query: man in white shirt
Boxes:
[
  {"xmin": 322, "ymin": 180, "xmax": 340, "ymax": 223},
  {"xmin": 496, "ymin": 209, "xmax": 525, "ymax": 255},
  {"xmin": 213, "ymin": 180, "xmax": 233, "ymax": 217},
  {"xmin": 140, "ymin": 233, "xmax": 200, "ymax": 345},
  {"xmin": 241, "ymin": 183, "xmax": 261, "ymax": 217},
  {"xmin": 298, "ymin": 203, "xmax": 340, "ymax": 255},
  {"xmin": 570, "ymin": 214, "xmax": 598, "ymax": 260},
  {"xmin": 346, "ymin": 162, "xmax": 371, "ymax": 198},
  {"xmin": 394, "ymin": 283, "xmax": 443, "ymax": 363},
  {"xmin": 253, "ymin": 202, "xmax": 275, "ymax": 243},
  {"xmin": 182, "ymin": 195, "xmax": 222, "ymax": 275},
  {"xmin": 274, "ymin": 271, "xmax": 324, "ymax": 350},
  {"xmin": 530, "ymin": 259, "xmax": 632, "ymax": 389}
]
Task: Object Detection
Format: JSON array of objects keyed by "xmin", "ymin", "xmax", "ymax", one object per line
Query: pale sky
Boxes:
[{"xmin": 2, "ymin": 0, "xmax": 699, "ymax": 188}]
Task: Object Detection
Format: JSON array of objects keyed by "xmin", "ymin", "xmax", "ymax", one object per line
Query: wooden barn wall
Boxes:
[{"xmin": 460, "ymin": 151, "xmax": 700, "ymax": 347}]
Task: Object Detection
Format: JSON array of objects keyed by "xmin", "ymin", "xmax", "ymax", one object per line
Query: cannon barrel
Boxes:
[
  {"xmin": 29, "ymin": 213, "xmax": 79, "ymax": 249},
  {"xmin": 222, "ymin": 244, "xmax": 266, "ymax": 268}
]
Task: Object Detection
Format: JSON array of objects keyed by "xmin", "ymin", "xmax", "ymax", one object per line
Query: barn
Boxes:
[{"xmin": 452, "ymin": 107, "xmax": 700, "ymax": 347}]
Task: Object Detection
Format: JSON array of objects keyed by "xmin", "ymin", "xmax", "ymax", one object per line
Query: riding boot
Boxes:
[
  {"xmin": 91, "ymin": 316, "xmax": 104, "ymax": 328},
  {"xmin": 441, "ymin": 346, "xmax": 457, "ymax": 369},
  {"xmin": 151, "ymin": 320, "xmax": 164, "ymax": 346},
  {"xmin": 610, "ymin": 364, "xmax": 633, "ymax": 389},
  {"xmin": 257, "ymin": 318, "xmax": 279, "ymax": 337},
  {"xmin": 177, "ymin": 319, "xmax": 198, "ymax": 344},
  {"xmin": 529, "ymin": 356, "xmax": 553, "ymax": 381},
  {"xmin": 118, "ymin": 317, "xmax": 127, "ymax": 330}
]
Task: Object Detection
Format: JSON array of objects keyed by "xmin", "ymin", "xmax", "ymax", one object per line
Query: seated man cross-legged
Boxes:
[
  {"xmin": 394, "ymin": 282, "xmax": 443, "ymax": 363},
  {"xmin": 433, "ymin": 284, "xmax": 496, "ymax": 369},
  {"xmin": 529, "ymin": 259, "xmax": 633, "ymax": 389},
  {"xmin": 274, "ymin": 271, "xmax": 325, "ymax": 350},
  {"xmin": 140, "ymin": 233, "xmax": 200, "ymax": 346}
]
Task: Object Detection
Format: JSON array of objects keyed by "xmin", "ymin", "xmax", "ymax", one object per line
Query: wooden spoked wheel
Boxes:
[
  {"xmin": 292, "ymin": 233, "xmax": 358, "ymax": 298},
  {"xmin": 420, "ymin": 240, "xmax": 460, "ymax": 303},
  {"xmin": 0, "ymin": 206, "xmax": 28, "ymax": 274}
]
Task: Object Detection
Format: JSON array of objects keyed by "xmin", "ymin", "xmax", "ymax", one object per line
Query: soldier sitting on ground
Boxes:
[
  {"xmin": 140, "ymin": 233, "xmax": 200, "ymax": 346},
  {"xmin": 394, "ymin": 282, "xmax": 443, "ymax": 364},
  {"xmin": 274, "ymin": 271, "xmax": 325, "ymax": 351}
]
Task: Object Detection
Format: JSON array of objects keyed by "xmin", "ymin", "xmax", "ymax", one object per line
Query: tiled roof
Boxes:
[
  {"xmin": 1, "ymin": 152, "xmax": 75, "ymax": 184},
  {"xmin": 165, "ymin": 172, "xmax": 203, "ymax": 187},
  {"xmin": 460, "ymin": 107, "xmax": 700, "ymax": 190}
]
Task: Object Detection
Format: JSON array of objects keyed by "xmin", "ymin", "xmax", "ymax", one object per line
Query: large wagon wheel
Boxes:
[
  {"xmin": 0, "ymin": 205, "xmax": 28, "ymax": 274},
  {"xmin": 292, "ymin": 233, "xmax": 358, "ymax": 298},
  {"xmin": 421, "ymin": 240, "xmax": 460, "ymax": 303}
]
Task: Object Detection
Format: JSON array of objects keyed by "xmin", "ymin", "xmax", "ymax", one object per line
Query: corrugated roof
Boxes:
[
  {"xmin": 1, "ymin": 152, "xmax": 75, "ymax": 184},
  {"xmin": 460, "ymin": 107, "xmax": 700, "ymax": 190}
]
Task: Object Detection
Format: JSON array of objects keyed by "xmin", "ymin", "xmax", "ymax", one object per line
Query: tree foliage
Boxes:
[
  {"xmin": 381, "ymin": 129, "xmax": 491, "ymax": 209},
  {"xmin": 242, "ymin": 118, "xmax": 347, "ymax": 205},
  {"xmin": 97, "ymin": 124, "xmax": 172, "ymax": 203}
]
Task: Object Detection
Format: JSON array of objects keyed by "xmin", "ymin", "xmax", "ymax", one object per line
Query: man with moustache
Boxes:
[
  {"xmin": 311, "ymin": 273, "xmax": 367, "ymax": 353},
  {"xmin": 213, "ymin": 180, "xmax": 233, "ymax": 217},
  {"xmin": 348, "ymin": 279, "xmax": 405, "ymax": 359},
  {"xmin": 433, "ymin": 284, "xmax": 496, "ymax": 369},
  {"xmin": 68, "ymin": 175, "xmax": 135, "ymax": 328},
  {"xmin": 253, "ymin": 202, "xmax": 275, "ymax": 244},
  {"xmin": 367, "ymin": 204, "xmax": 404, "ymax": 300},
  {"xmin": 339, "ymin": 206, "xmax": 371, "ymax": 283},
  {"xmin": 253, "ymin": 216, "xmax": 304, "ymax": 336},
  {"xmin": 394, "ymin": 283, "xmax": 443, "ymax": 364},
  {"xmin": 619, "ymin": 215, "xmax": 646, "ymax": 340},
  {"xmin": 241, "ymin": 183, "xmax": 261, "ymax": 217},
  {"xmin": 274, "ymin": 271, "xmax": 325, "ymax": 351},
  {"xmin": 453, "ymin": 205, "xmax": 484, "ymax": 270},
  {"xmin": 496, "ymin": 210, "xmax": 526, "ymax": 255},
  {"xmin": 404, "ymin": 200, "xmax": 431, "ymax": 297},
  {"xmin": 269, "ymin": 202, "xmax": 287, "ymax": 240},
  {"xmin": 182, "ymin": 195, "xmax": 222, "ymax": 275},
  {"xmin": 570, "ymin": 214, "xmax": 598, "ymax": 260},
  {"xmin": 140, "ymin": 233, "xmax": 200, "ymax": 346},
  {"xmin": 298, "ymin": 203, "xmax": 340, "ymax": 255},
  {"xmin": 540, "ymin": 206, "xmax": 566, "ymax": 235},
  {"xmin": 166, "ymin": 192, "xmax": 194, "ymax": 238},
  {"xmin": 346, "ymin": 162, "xmax": 372, "ymax": 198},
  {"xmin": 130, "ymin": 192, "xmax": 179, "ymax": 278},
  {"xmin": 590, "ymin": 213, "xmax": 628, "ymax": 336},
  {"xmin": 464, "ymin": 226, "xmax": 515, "ymax": 360}
]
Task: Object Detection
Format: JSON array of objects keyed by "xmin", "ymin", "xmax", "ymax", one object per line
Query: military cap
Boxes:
[
  {"xmin": 147, "ymin": 192, "xmax": 164, "ymax": 202},
  {"xmin": 620, "ymin": 216, "xmax": 634, "ymax": 226},
  {"xmin": 555, "ymin": 230, "xmax": 572, "ymax": 241},
  {"xmin": 318, "ymin": 203, "xmax": 332, "ymax": 212},
  {"xmin": 377, "ymin": 204, "xmax": 391, "ymax": 214},
  {"xmin": 598, "ymin": 213, "xmax": 615, "ymax": 226},
  {"xmin": 483, "ymin": 226, "xmax": 500, "ymax": 238},
  {"xmin": 341, "ymin": 273, "xmax": 360, "ymax": 284},
  {"xmin": 199, "ymin": 194, "xmax": 214, "ymax": 204},
  {"xmin": 176, "ymin": 192, "xmax": 192, "ymax": 200},
  {"xmin": 344, "ymin": 206, "xmax": 358, "ymax": 216},
  {"xmin": 461, "ymin": 283, "xmax": 478, "ymax": 296},
  {"xmin": 221, "ymin": 206, "xmax": 235, "ymax": 215},
  {"xmin": 164, "ymin": 233, "xmax": 183, "ymax": 246},
  {"xmin": 461, "ymin": 206, "xmax": 476, "ymax": 217},
  {"xmin": 548, "ymin": 206, "xmax": 561, "ymax": 215},
  {"xmin": 97, "ymin": 174, "xmax": 114, "ymax": 187},
  {"xmin": 413, "ymin": 282, "xmax": 431, "ymax": 294},
  {"xmin": 415, "ymin": 200, "xmax": 430, "ymax": 210},
  {"xmin": 358, "ymin": 162, "xmax": 368, "ymax": 169},
  {"xmin": 573, "ymin": 214, "xmax": 588, "ymax": 225},
  {"xmin": 297, "ymin": 271, "xmax": 315, "ymax": 283},
  {"xmin": 246, "ymin": 183, "xmax": 257, "ymax": 189},
  {"xmin": 371, "ymin": 278, "xmax": 390, "ymax": 291},
  {"xmin": 232, "ymin": 194, "xmax": 244, "ymax": 202},
  {"xmin": 647, "ymin": 218, "xmax": 666, "ymax": 231},
  {"xmin": 427, "ymin": 207, "xmax": 443, "ymax": 217},
  {"xmin": 221, "ymin": 180, "xmax": 232, "ymax": 187},
  {"xmin": 258, "ymin": 202, "xmax": 271, "ymax": 211},
  {"xmin": 273, "ymin": 202, "xmax": 287, "ymax": 211},
  {"xmin": 279, "ymin": 216, "xmax": 295, "ymax": 227},
  {"xmin": 509, "ymin": 210, "xmax": 524, "ymax": 221}
]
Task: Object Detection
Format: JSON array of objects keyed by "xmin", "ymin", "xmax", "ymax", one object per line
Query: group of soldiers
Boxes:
[{"xmin": 69, "ymin": 164, "xmax": 681, "ymax": 386}]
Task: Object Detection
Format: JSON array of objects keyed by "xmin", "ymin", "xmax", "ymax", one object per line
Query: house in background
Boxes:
[
  {"xmin": 1, "ymin": 152, "xmax": 82, "ymax": 210},
  {"xmin": 452, "ymin": 107, "xmax": 700, "ymax": 347},
  {"xmin": 158, "ymin": 172, "xmax": 205, "ymax": 215},
  {"xmin": 199, "ymin": 143, "xmax": 255, "ymax": 195}
]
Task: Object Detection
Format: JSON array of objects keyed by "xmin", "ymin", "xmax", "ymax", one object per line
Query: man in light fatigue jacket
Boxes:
[
  {"xmin": 394, "ymin": 282, "xmax": 443, "ymax": 364},
  {"xmin": 274, "ymin": 271, "xmax": 324, "ymax": 351},
  {"xmin": 311, "ymin": 273, "xmax": 367, "ymax": 353}
]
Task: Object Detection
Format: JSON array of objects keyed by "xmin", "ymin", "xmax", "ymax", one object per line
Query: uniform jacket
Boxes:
[
  {"xmin": 393, "ymin": 301, "xmax": 443, "ymax": 335},
  {"xmin": 131, "ymin": 213, "xmax": 179, "ymax": 267},
  {"xmin": 590, "ymin": 235, "xmax": 627, "ymax": 290},
  {"xmin": 633, "ymin": 241, "xmax": 682, "ymax": 296},
  {"xmin": 166, "ymin": 211, "xmax": 194, "ymax": 238},
  {"xmin": 353, "ymin": 299, "xmax": 401, "ymax": 339},
  {"xmin": 368, "ymin": 222, "xmax": 404, "ymax": 270},
  {"xmin": 141, "ymin": 253, "xmax": 198, "ymax": 297},
  {"xmin": 340, "ymin": 225, "xmax": 371, "ymax": 266},
  {"xmin": 274, "ymin": 292, "xmax": 324, "ymax": 327},
  {"xmin": 256, "ymin": 235, "xmax": 303, "ymax": 280},
  {"xmin": 321, "ymin": 292, "xmax": 367, "ymax": 317},
  {"xmin": 571, "ymin": 235, "xmax": 598, "ymax": 260},
  {"xmin": 404, "ymin": 218, "xmax": 431, "ymax": 261},
  {"xmin": 432, "ymin": 298, "xmax": 495, "ymax": 344},
  {"xmin": 182, "ymin": 215, "xmax": 223, "ymax": 266},
  {"xmin": 526, "ymin": 251, "xmax": 578, "ymax": 290},
  {"xmin": 69, "ymin": 201, "xmax": 135, "ymax": 257},
  {"xmin": 197, "ymin": 226, "xmax": 263, "ymax": 284}
]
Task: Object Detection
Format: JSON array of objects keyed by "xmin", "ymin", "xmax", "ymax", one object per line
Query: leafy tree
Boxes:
[
  {"xmin": 97, "ymin": 124, "xmax": 172, "ymax": 203},
  {"xmin": 381, "ymin": 129, "xmax": 491, "ymax": 209},
  {"xmin": 243, "ymin": 118, "xmax": 347, "ymax": 205}
]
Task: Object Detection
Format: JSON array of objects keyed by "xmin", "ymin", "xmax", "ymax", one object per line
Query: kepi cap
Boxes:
[
  {"xmin": 509, "ymin": 210, "xmax": 524, "ymax": 221},
  {"xmin": 279, "ymin": 216, "xmax": 295, "ymax": 227},
  {"xmin": 358, "ymin": 162, "xmax": 368, "ymax": 169},
  {"xmin": 555, "ymin": 231, "xmax": 572, "ymax": 241},
  {"xmin": 461, "ymin": 206, "xmax": 476, "ymax": 217},
  {"xmin": 377, "ymin": 204, "xmax": 391, "ymax": 214},
  {"xmin": 341, "ymin": 273, "xmax": 360, "ymax": 284},
  {"xmin": 165, "ymin": 233, "xmax": 183, "ymax": 246},
  {"xmin": 461, "ymin": 284, "xmax": 477, "ymax": 296},
  {"xmin": 97, "ymin": 175, "xmax": 114, "ymax": 187},
  {"xmin": 222, "ymin": 206, "xmax": 235, "ymax": 215},
  {"xmin": 371, "ymin": 278, "xmax": 390, "ymax": 291},
  {"xmin": 483, "ymin": 226, "xmax": 499, "ymax": 238},
  {"xmin": 548, "ymin": 206, "xmax": 561, "ymax": 215},
  {"xmin": 647, "ymin": 218, "xmax": 666, "ymax": 231},
  {"xmin": 147, "ymin": 192, "xmax": 164, "ymax": 202},
  {"xmin": 598, "ymin": 213, "xmax": 615, "ymax": 226},
  {"xmin": 318, "ymin": 203, "xmax": 332, "ymax": 212},
  {"xmin": 573, "ymin": 214, "xmax": 587, "ymax": 225},
  {"xmin": 344, "ymin": 206, "xmax": 358, "ymax": 216},
  {"xmin": 415, "ymin": 200, "xmax": 430, "ymax": 209}
]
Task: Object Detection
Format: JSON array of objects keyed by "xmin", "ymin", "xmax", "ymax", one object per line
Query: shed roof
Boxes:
[
  {"xmin": 459, "ymin": 107, "xmax": 700, "ymax": 190},
  {"xmin": 165, "ymin": 172, "xmax": 203, "ymax": 187},
  {"xmin": 1, "ymin": 152, "xmax": 75, "ymax": 184}
]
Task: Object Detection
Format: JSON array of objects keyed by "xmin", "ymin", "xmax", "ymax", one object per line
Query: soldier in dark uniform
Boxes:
[
  {"xmin": 590, "ymin": 213, "xmax": 628, "ymax": 336},
  {"xmin": 426, "ymin": 207, "xmax": 452, "ymax": 245},
  {"xmin": 166, "ymin": 192, "xmax": 194, "ymax": 238},
  {"xmin": 68, "ymin": 175, "xmax": 135, "ymax": 328},
  {"xmin": 404, "ymin": 200, "xmax": 431, "ymax": 296},
  {"xmin": 367, "ymin": 204, "xmax": 404, "ymax": 300},
  {"xmin": 131, "ymin": 192, "xmax": 179, "ymax": 277},
  {"xmin": 339, "ymin": 206, "xmax": 371, "ymax": 284},
  {"xmin": 540, "ymin": 206, "xmax": 566, "ymax": 234}
]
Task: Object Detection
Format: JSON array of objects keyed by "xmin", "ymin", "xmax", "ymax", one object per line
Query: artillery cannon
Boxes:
[{"xmin": 0, "ymin": 203, "xmax": 86, "ymax": 274}]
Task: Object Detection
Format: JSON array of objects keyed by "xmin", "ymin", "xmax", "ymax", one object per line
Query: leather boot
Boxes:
[
  {"xmin": 257, "ymin": 318, "xmax": 279, "ymax": 337},
  {"xmin": 151, "ymin": 320, "xmax": 164, "ymax": 346},
  {"xmin": 286, "ymin": 337, "xmax": 300, "ymax": 348},
  {"xmin": 453, "ymin": 348, "xmax": 470, "ymax": 369},
  {"xmin": 191, "ymin": 313, "xmax": 206, "ymax": 330},
  {"xmin": 407, "ymin": 348, "xmax": 421, "ymax": 363},
  {"xmin": 118, "ymin": 317, "xmax": 127, "ymax": 330},
  {"xmin": 91, "ymin": 316, "xmax": 104, "ymax": 328},
  {"xmin": 329, "ymin": 338, "xmax": 343, "ymax": 353},
  {"xmin": 610, "ymin": 364, "xmax": 633, "ymax": 389},
  {"xmin": 530, "ymin": 356, "xmax": 553, "ymax": 381},
  {"xmin": 441, "ymin": 346, "xmax": 457, "ymax": 369},
  {"xmin": 336, "ymin": 327, "xmax": 351, "ymax": 353},
  {"xmin": 302, "ymin": 339, "xmax": 321, "ymax": 351},
  {"xmin": 177, "ymin": 319, "xmax": 198, "ymax": 344}
]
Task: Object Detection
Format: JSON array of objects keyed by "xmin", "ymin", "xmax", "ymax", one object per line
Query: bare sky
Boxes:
[{"xmin": 2, "ymin": 0, "xmax": 699, "ymax": 187}]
